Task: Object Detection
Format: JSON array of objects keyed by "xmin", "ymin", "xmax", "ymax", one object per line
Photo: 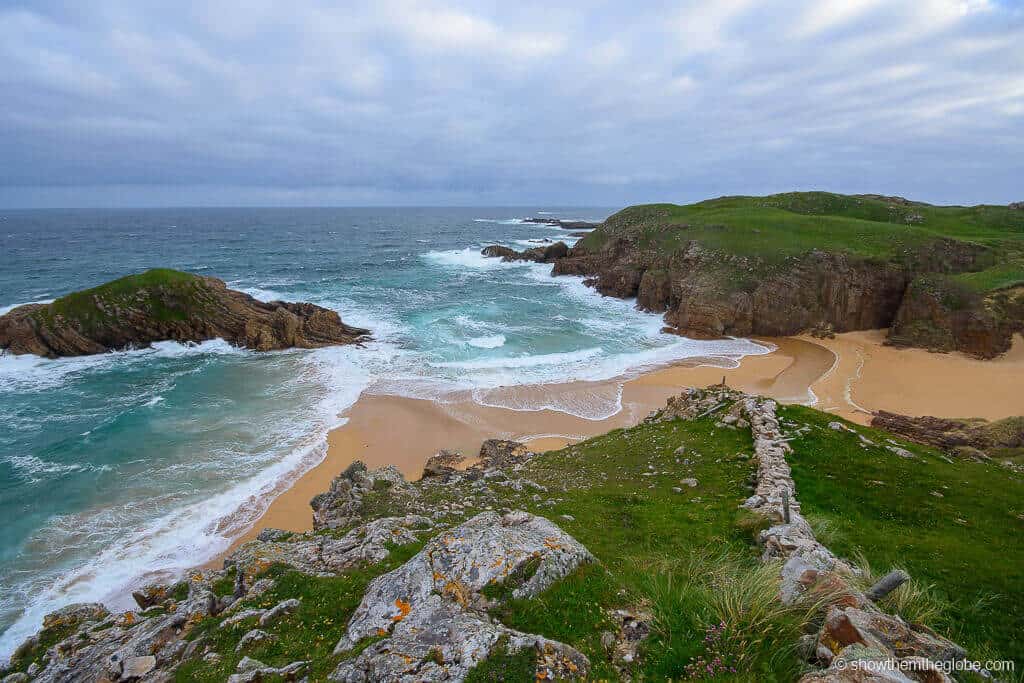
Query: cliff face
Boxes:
[
  {"xmin": 541, "ymin": 234, "xmax": 1009, "ymax": 354},
  {"xmin": 0, "ymin": 269, "xmax": 370, "ymax": 358},
  {"xmin": 887, "ymin": 276, "xmax": 1023, "ymax": 358}
]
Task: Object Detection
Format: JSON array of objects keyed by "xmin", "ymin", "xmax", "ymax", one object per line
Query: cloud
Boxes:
[{"xmin": 0, "ymin": 0, "xmax": 1021, "ymax": 207}]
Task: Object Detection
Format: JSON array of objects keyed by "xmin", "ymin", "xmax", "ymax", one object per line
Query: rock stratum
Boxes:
[
  {"xmin": 486, "ymin": 193, "xmax": 1024, "ymax": 358},
  {"xmin": 0, "ymin": 269, "xmax": 369, "ymax": 358}
]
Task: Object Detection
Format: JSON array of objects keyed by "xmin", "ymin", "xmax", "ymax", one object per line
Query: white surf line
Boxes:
[
  {"xmin": 802, "ymin": 343, "xmax": 840, "ymax": 408},
  {"xmin": 843, "ymin": 345, "xmax": 873, "ymax": 416}
]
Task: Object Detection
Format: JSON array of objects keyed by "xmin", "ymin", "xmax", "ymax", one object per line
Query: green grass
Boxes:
[
  {"xmin": 955, "ymin": 258, "xmax": 1024, "ymax": 292},
  {"xmin": 174, "ymin": 542, "xmax": 424, "ymax": 682},
  {"xmin": 456, "ymin": 417, "xmax": 824, "ymax": 681},
  {"xmin": 581, "ymin": 192, "xmax": 1024, "ymax": 282},
  {"xmin": 34, "ymin": 268, "xmax": 207, "ymax": 335},
  {"xmin": 780, "ymin": 405, "xmax": 1024, "ymax": 665},
  {"xmin": 158, "ymin": 398, "xmax": 1024, "ymax": 681}
]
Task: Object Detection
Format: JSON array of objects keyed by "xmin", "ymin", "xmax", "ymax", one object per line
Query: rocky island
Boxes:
[
  {"xmin": 487, "ymin": 193, "xmax": 1024, "ymax": 358},
  {"xmin": 0, "ymin": 269, "xmax": 370, "ymax": 358}
]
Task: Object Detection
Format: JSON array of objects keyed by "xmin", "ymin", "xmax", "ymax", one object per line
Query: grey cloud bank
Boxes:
[{"xmin": 0, "ymin": 0, "xmax": 1022, "ymax": 208}]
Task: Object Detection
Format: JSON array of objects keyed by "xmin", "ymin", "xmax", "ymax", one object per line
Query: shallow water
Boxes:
[{"xmin": 0, "ymin": 207, "xmax": 770, "ymax": 658}]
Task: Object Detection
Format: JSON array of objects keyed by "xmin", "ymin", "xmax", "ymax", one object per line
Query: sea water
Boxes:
[{"xmin": 0, "ymin": 207, "xmax": 770, "ymax": 659}]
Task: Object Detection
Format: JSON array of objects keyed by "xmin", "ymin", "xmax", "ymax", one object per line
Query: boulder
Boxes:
[{"xmin": 330, "ymin": 511, "xmax": 594, "ymax": 681}]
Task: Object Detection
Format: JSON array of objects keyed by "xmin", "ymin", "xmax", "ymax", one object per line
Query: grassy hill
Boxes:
[
  {"xmin": 584, "ymin": 192, "xmax": 1024, "ymax": 272},
  {"xmin": 565, "ymin": 192, "xmax": 1024, "ymax": 357},
  {"xmin": 167, "ymin": 399, "xmax": 1021, "ymax": 681}
]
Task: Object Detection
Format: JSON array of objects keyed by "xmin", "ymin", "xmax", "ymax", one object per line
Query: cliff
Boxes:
[
  {"xmin": 489, "ymin": 193, "xmax": 1024, "ymax": 358},
  {"xmin": 0, "ymin": 269, "xmax": 370, "ymax": 358}
]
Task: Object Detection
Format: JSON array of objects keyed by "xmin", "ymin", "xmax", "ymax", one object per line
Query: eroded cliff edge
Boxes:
[
  {"xmin": 489, "ymin": 193, "xmax": 1024, "ymax": 358},
  {"xmin": 0, "ymin": 269, "xmax": 370, "ymax": 358}
]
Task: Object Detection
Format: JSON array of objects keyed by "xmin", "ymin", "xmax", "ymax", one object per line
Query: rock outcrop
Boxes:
[
  {"xmin": 887, "ymin": 276, "xmax": 1021, "ymax": 358},
  {"xmin": 871, "ymin": 410, "xmax": 1023, "ymax": 461},
  {"xmin": 546, "ymin": 235, "xmax": 1003, "ymax": 355},
  {"xmin": 0, "ymin": 269, "xmax": 369, "ymax": 358},
  {"xmin": 521, "ymin": 218, "xmax": 598, "ymax": 230},
  {"xmin": 480, "ymin": 242, "xmax": 569, "ymax": 264},
  {"xmin": 330, "ymin": 510, "xmax": 594, "ymax": 682}
]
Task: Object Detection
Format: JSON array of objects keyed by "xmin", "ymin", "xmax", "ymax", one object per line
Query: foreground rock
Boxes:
[
  {"xmin": 0, "ymin": 268, "xmax": 370, "ymax": 358},
  {"xmin": 331, "ymin": 510, "xmax": 594, "ymax": 682}
]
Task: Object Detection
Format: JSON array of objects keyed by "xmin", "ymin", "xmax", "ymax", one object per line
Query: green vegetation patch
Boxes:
[
  {"xmin": 780, "ymin": 405, "xmax": 1024, "ymax": 665},
  {"xmin": 34, "ymin": 268, "xmax": 207, "ymax": 335},
  {"xmin": 175, "ymin": 542, "xmax": 424, "ymax": 682},
  {"xmin": 581, "ymin": 192, "xmax": 1024, "ymax": 290}
]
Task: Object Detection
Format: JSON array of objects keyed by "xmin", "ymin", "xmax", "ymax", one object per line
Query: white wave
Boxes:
[
  {"xmin": 0, "ymin": 344, "xmax": 374, "ymax": 665},
  {"xmin": 0, "ymin": 299, "xmax": 54, "ymax": 316},
  {"xmin": 472, "ymin": 218, "xmax": 525, "ymax": 224},
  {"xmin": 432, "ymin": 347, "xmax": 603, "ymax": 371},
  {"xmin": 466, "ymin": 335, "xmax": 506, "ymax": 349},
  {"xmin": 473, "ymin": 383, "xmax": 624, "ymax": 421},
  {"xmin": 237, "ymin": 286, "xmax": 285, "ymax": 302},
  {"xmin": 0, "ymin": 339, "xmax": 249, "ymax": 394},
  {"xmin": 421, "ymin": 247, "xmax": 526, "ymax": 270},
  {"xmin": 143, "ymin": 395, "xmax": 165, "ymax": 408},
  {"xmin": 4, "ymin": 455, "xmax": 98, "ymax": 483}
]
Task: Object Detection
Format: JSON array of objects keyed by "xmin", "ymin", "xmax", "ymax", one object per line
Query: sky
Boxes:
[{"xmin": 0, "ymin": 0, "xmax": 1022, "ymax": 208}]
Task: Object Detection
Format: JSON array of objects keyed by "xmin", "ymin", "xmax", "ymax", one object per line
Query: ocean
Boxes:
[{"xmin": 0, "ymin": 207, "xmax": 770, "ymax": 659}]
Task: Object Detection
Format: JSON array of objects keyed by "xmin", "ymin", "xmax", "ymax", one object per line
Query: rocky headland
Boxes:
[
  {"xmin": 0, "ymin": 269, "xmax": 369, "ymax": 358},
  {"xmin": 487, "ymin": 193, "xmax": 1024, "ymax": 358}
]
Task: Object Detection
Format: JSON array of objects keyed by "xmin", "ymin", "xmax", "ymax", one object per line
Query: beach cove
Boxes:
[{"xmin": 218, "ymin": 330, "xmax": 1024, "ymax": 557}]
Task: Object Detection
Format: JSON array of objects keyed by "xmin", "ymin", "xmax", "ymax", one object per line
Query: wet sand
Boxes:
[
  {"xmin": 214, "ymin": 331, "xmax": 1024, "ymax": 562},
  {"xmin": 803, "ymin": 330, "xmax": 1024, "ymax": 423}
]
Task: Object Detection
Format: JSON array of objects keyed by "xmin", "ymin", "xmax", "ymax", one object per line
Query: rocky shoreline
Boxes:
[
  {"xmin": 0, "ymin": 269, "xmax": 369, "ymax": 358},
  {"xmin": 482, "ymin": 231, "xmax": 1022, "ymax": 360}
]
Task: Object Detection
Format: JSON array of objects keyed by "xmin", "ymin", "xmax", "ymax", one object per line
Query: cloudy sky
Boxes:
[{"xmin": 1, "ymin": 0, "xmax": 1022, "ymax": 207}]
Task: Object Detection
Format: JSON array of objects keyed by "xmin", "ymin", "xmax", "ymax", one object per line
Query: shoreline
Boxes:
[
  {"xmin": 212, "ymin": 330, "xmax": 1024, "ymax": 565},
  {"xmin": 211, "ymin": 330, "xmax": 1024, "ymax": 566}
]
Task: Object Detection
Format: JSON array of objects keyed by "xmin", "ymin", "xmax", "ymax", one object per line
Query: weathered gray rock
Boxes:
[
  {"xmin": 476, "ymin": 440, "xmax": 535, "ymax": 470},
  {"xmin": 311, "ymin": 463, "xmax": 418, "ymax": 531},
  {"xmin": 226, "ymin": 656, "xmax": 308, "ymax": 683},
  {"xmin": 122, "ymin": 654, "xmax": 157, "ymax": 678},
  {"xmin": 18, "ymin": 574, "xmax": 217, "ymax": 683},
  {"xmin": 422, "ymin": 449, "xmax": 465, "ymax": 479},
  {"xmin": 330, "ymin": 511, "xmax": 593, "ymax": 681},
  {"xmin": 259, "ymin": 599, "xmax": 300, "ymax": 627},
  {"xmin": 228, "ymin": 515, "xmax": 430, "ymax": 578},
  {"xmin": 235, "ymin": 629, "xmax": 276, "ymax": 652}
]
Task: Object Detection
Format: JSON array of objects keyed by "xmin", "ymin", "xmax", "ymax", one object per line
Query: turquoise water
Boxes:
[{"xmin": 0, "ymin": 208, "xmax": 769, "ymax": 658}]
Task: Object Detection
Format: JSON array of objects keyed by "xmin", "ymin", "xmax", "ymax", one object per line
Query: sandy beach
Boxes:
[{"xmin": 215, "ymin": 331, "xmax": 1024, "ymax": 561}]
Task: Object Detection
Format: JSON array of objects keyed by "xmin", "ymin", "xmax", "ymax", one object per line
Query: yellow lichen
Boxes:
[{"xmin": 392, "ymin": 598, "xmax": 412, "ymax": 622}]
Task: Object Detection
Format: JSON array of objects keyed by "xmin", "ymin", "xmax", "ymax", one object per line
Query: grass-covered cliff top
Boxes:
[
  {"xmin": 33, "ymin": 268, "xmax": 205, "ymax": 331},
  {"xmin": 582, "ymin": 192, "xmax": 1024, "ymax": 291}
]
